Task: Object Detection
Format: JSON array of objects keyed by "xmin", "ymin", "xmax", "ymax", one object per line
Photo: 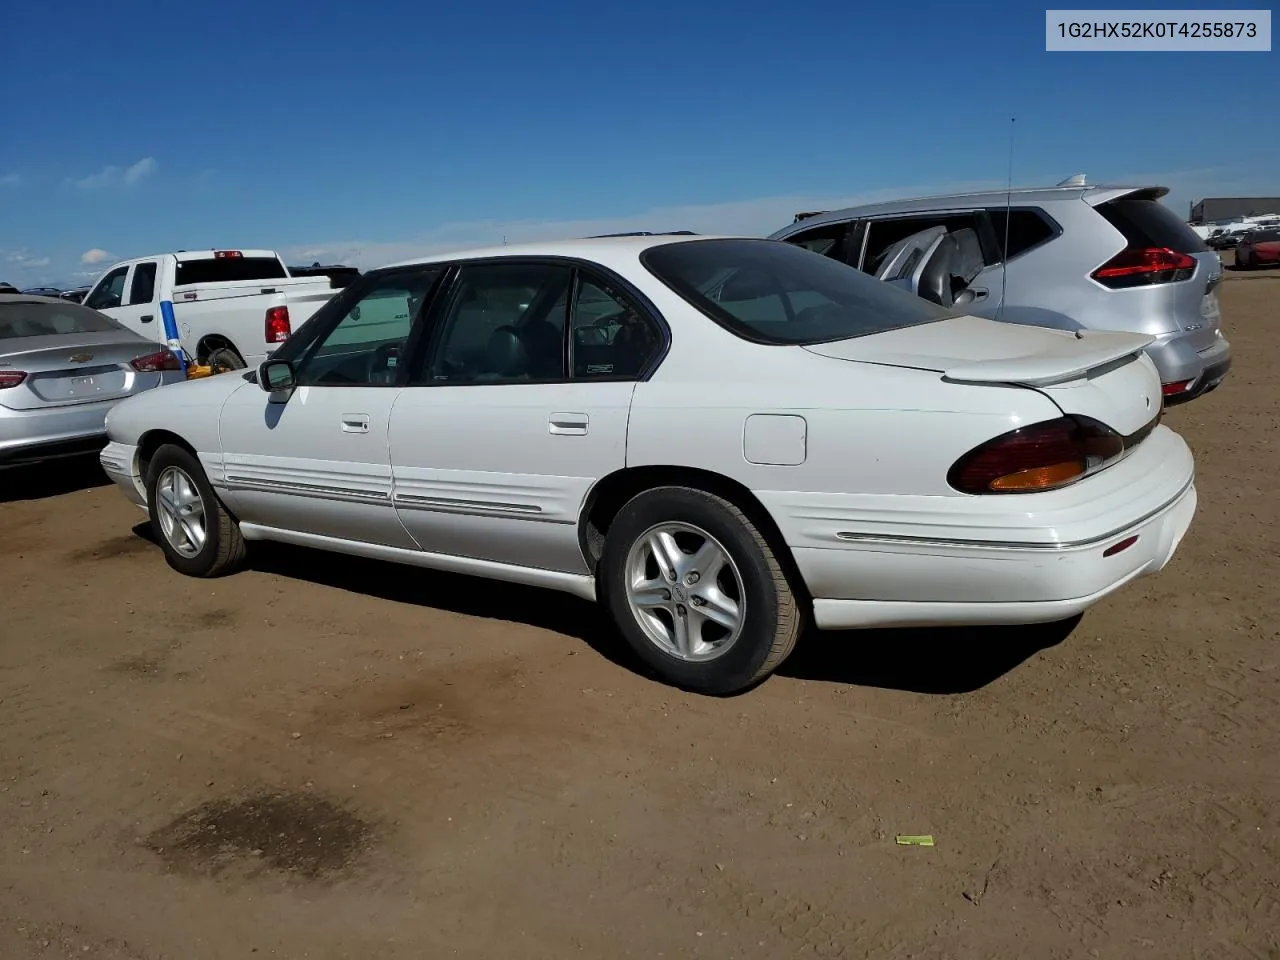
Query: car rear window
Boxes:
[
  {"xmin": 642, "ymin": 238, "xmax": 952, "ymax": 345},
  {"xmin": 0, "ymin": 301, "xmax": 124, "ymax": 339},
  {"xmin": 174, "ymin": 256, "xmax": 289, "ymax": 287},
  {"xmin": 1249, "ymin": 229, "xmax": 1280, "ymax": 242},
  {"xmin": 1096, "ymin": 195, "xmax": 1209, "ymax": 253}
]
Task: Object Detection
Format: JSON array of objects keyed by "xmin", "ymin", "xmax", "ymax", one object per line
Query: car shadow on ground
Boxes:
[
  {"xmin": 0, "ymin": 455, "xmax": 111, "ymax": 504},
  {"xmin": 225, "ymin": 539, "xmax": 1076, "ymax": 695}
]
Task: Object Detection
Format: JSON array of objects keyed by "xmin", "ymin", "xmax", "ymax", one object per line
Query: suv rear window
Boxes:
[
  {"xmin": 1248, "ymin": 229, "xmax": 1280, "ymax": 242},
  {"xmin": 174, "ymin": 256, "xmax": 288, "ymax": 287},
  {"xmin": 1096, "ymin": 195, "xmax": 1209, "ymax": 253},
  {"xmin": 642, "ymin": 238, "xmax": 952, "ymax": 345}
]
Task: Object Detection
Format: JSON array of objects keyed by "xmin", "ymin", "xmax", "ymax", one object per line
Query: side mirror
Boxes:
[{"xmin": 259, "ymin": 358, "xmax": 296, "ymax": 399}]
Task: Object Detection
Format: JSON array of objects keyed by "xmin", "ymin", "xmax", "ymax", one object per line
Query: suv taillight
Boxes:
[
  {"xmin": 1092, "ymin": 247, "xmax": 1196, "ymax": 288},
  {"xmin": 265, "ymin": 306, "xmax": 291, "ymax": 343},
  {"xmin": 948, "ymin": 416, "xmax": 1134, "ymax": 495},
  {"xmin": 0, "ymin": 370, "xmax": 28, "ymax": 389},
  {"xmin": 130, "ymin": 348, "xmax": 182, "ymax": 372}
]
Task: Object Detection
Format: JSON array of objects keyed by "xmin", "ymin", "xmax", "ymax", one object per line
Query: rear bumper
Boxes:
[
  {"xmin": 1147, "ymin": 334, "xmax": 1232, "ymax": 406},
  {"xmin": 0, "ymin": 401, "xmax": 112, "ymax": 468},
  {"xmin": 809, "ymin": 480, "xmax": 1195, "ymax": 629},
  {"xmin": 758, "ymin": 424, "xmax": 1197, "ymax": 629}
]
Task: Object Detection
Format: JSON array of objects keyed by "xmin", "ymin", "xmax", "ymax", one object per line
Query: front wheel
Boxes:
[
  {"xmin": 600, "ymin": 486, "xmax": 801, "ymax": 694},
  {"xmin": 145, "ymin": 444, "xmax": 247, "ymax": 577}
]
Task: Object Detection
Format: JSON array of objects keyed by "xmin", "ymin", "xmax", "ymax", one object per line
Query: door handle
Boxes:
[
  {"xmin": 341, "ymin": 414, "xmax": 371, "ymax": 434},
  {"xmin": 549, "ymin": 412, "xmax": 588, "ymax": 436},
  {"xmin": 140, "ymin": 314, "xmax": 154, "ymax": 323}
]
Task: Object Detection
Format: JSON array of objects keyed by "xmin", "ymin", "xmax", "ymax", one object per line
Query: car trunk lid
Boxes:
[
  {"xmin": 803, "ymin": 315, "xmax": 1161, "ymax": 434},
  {"xmin": 0, "ymin": 332, "xmax": 163, "ymax": 410}
]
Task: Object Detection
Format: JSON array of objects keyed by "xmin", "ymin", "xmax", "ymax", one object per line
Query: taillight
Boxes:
[
  {"xmin": 0, "ymin": 370, "xmax": 29, "ymax": 389},
  {"xmin": 265, "ymin": 306, "xmax": 291, "ymax": 343},
  {"xmin": 1162, "ymin": 379, "xmax": 1195, "ymax": 397},
  {"xmin": 1092, "ymin": 247, "xmax": 1196, "ymax": 288},
  {"xmin": 130, "ymin": 348, "xmax": 182, "ymax": 372},
  {"xmin": 948, "ymin": 416, "xmax": 1129, "ymax": 495},
  {"xmin": 214, "ymin": 250, "xmax": 243, "ymax": 259}
]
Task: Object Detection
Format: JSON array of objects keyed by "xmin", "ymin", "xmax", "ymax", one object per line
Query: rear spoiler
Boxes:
[{"xmin": 942, "ymin": 330, "xmax": 1154, "ymax": 387}]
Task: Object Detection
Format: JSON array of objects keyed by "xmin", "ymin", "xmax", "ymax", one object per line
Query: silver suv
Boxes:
[{"xmin": 768, "ymin": 182, "xmax": 1231, "ymax": 405}]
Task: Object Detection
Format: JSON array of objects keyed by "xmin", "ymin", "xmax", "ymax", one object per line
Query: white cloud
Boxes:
[
  {"xmin": 71, "ymin": 156, "xmax": 158, "ymax": 190},
  {"xmin": 0, "ymin": 173, "xmax": 20, "ymax": 188},
  {"xmin": 80, "ymin": 248, "xmax": 115, "ymax": 265},
  {"xmin": 123, "ymin": 157, "xmax": 157, "ymax": 185},
  {"xmin": 4, "ymin": 250, "xmax": 52, "ymax": 270}
]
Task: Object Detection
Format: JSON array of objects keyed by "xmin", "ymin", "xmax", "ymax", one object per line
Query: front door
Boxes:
[
  {"xmin": 389, "ymin": 261, "xmax": 665, "ymax": 574},
  {"xmin": 216, "ymin": 268, "xmax": 443, "ymax": 547}
]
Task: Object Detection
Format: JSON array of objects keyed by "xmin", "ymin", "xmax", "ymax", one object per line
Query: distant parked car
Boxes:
[
  {"xmin": 287, "ymin": 262, "xmax": 362, "ymax": 289},
  {"xmin": 769, "ymin": 182, "xmax": 1231, "ymax": 406},
  {"xmin": 1208, "ymin": 230, "xmax": 1247, "ymax": 250},
  {"xmin": 0, "ymin": 282, "xmax": 18, "ymax": 294},
  {"xmin": 0, "ymin": 294, "xmax": 185, "ymax": 468},
  {"xmin": 98, "ymin": 236, "xmax": 1195, "ymax": 693},
  {"xmin": 1234, "ymin": 228, "xmax": 1280, "ymax": 269},
  {"xmin": 21, "ymin": 286, "xmax": 64, "ymax": 298},
  {"xmin": 59, "ymin": 287, "xmax": 90, "ymax": 304}
]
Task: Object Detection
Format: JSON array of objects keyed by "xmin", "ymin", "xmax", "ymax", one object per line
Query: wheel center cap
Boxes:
[{"xmin": 671, "ymin": 583, "xmax": 688, "ymax": 603}]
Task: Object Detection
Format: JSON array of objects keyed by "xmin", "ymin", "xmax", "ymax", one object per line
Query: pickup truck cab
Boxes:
[{"xmin": 83, "ymin": 249, "xmax": 339, "ymax": 372}]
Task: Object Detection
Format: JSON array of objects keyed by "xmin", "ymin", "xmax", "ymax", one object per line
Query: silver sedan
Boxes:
[{"xmin": 0, "ymin": 293, "xmax": 185, "ymax": 469}]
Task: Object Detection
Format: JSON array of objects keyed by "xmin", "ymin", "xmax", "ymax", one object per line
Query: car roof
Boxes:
[
  {"xmin": 379, "ymin": 233, "xmax": 732, "ymax": 272},
  {"xmin": 775, "ymin": 183, "xmax": 1165, "ymax": 233},
  {"xmin": 0, "ymin": 293, "xmax": 68, "ymax": 304}
]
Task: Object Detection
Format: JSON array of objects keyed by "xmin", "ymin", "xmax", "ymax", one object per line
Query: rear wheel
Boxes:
[
  {"xmin": 600, "ymin": 485, "xmax": 801, "ymax": 694},
  {"xmin": 207, "ymin": 345, "xmax": 246, "ymax": 374},
  {"xmin": 145, "ymin": 444, "xmax": 247, "ymax": 577}
]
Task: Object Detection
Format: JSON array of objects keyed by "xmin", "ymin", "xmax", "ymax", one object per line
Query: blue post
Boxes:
[{"xmin": 159, "ymin": 300, "xmax": 188, "ymax": 374}]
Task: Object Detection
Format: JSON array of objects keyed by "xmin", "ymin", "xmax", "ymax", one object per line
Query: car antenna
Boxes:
[{"xmin": 997, "ymin": 116, "xmax": 1014, "ymax": 323}]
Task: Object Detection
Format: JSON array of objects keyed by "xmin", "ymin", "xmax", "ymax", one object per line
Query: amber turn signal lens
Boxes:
[{"xmin": 988, "ymin": 461, "xmax": 1086, "ymax": 491}]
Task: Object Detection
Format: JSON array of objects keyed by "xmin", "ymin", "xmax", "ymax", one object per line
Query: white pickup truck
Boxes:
[{"xmin": 82, "ymin": 249, "xmax": 340, "ymax": 372}]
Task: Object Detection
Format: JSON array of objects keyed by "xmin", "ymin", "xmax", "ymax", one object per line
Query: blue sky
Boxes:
[{"xmin": 2, "ymin": 0, "xmax": 1276, "ymax": 286}]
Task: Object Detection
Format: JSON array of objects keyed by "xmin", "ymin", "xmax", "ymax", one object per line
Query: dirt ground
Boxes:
[{"xmin": 2, "ymin": 263, "xmax": 1278, "ymax": 960}]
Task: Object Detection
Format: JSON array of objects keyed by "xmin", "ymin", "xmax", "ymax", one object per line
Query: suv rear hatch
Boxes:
[
  {"xmin": 804, "ymin": 315, "xmax": 1161, "ymax": 435},
  {"xmin": 1087, "ymin": 187, "xmax": 1222, "ymax": 354}
]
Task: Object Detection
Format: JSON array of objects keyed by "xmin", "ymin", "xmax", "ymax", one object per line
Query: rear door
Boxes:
[{"xmin": 862, "ymin": 211, "xmax": 1003, "ymax": 315}]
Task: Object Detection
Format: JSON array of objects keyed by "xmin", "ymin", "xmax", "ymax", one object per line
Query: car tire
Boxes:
[
  {"xmin": 207, "ymin": 346, "xmax": 246, "ymax": 373},
  {"xmin": 600, "ymin": 485, "xmax": 801, "ymax": 694},
  {"xmin": 145, "ymin": 443, "xmax": 247, "ymax": 578}
]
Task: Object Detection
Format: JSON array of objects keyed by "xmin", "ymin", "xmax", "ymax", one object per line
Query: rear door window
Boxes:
[
  {"xmin": 1096, "ymin": 195, "xmax": 1210, "ymax": 253},
  {"xmin": 985, "ymin": 208, "xmax": 1059, "ymax": 260},
  {"xmin": 128, "ymin": 262, "xmax": 158, "ymax": 304},
  {"xmin": 862, "ymin": 213, "xmax": 998, "ymax": 275}
]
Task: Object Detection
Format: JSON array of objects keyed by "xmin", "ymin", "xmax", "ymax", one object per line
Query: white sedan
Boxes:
[{"xmin": 100, "ymin": 235, "xmax": 1196, "ymax": 694}]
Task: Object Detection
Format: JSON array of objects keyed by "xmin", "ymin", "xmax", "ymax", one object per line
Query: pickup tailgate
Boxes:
[{"xmin": 803, "ymin": 315, "xmax": 1162, "ymax": 434}]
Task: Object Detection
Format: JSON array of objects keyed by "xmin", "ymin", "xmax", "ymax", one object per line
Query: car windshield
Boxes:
[
  {"xmin": 642, "ymin": 238, "xmax": 953, "ymax": 345},
  {"xmin": 0, "ymin": 300, "xmax": 125, "ymax": 339}
]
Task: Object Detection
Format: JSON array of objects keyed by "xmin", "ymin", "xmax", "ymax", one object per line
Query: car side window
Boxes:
[
  {"xmin": 293, "ymin": 269, "xmax": 442, "ymax": 387},
  {"xmin": 986, "ymin": 208, "xmax": 1058, "ymax": 260},
  {"xmin": 85, "ymin": 266, "xmax": 129, "ymax": 311},
  {"xmin": 783, "ymin": 221, "xmax": 867, "ymax": 268},
  {"xmin": 862, "ymin": 214, "xmax": 995, "ymax": 275},
  {"xmin": 418, "ymin": 262, "xmax": 572, "ymax": 385},
  {"xmin": 128, "ymin": 262, "xmax": 158, "ymax": 305},
  {"xmin": 570, "ymin": 273, "xmax": 663, "ymax": 380}
]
